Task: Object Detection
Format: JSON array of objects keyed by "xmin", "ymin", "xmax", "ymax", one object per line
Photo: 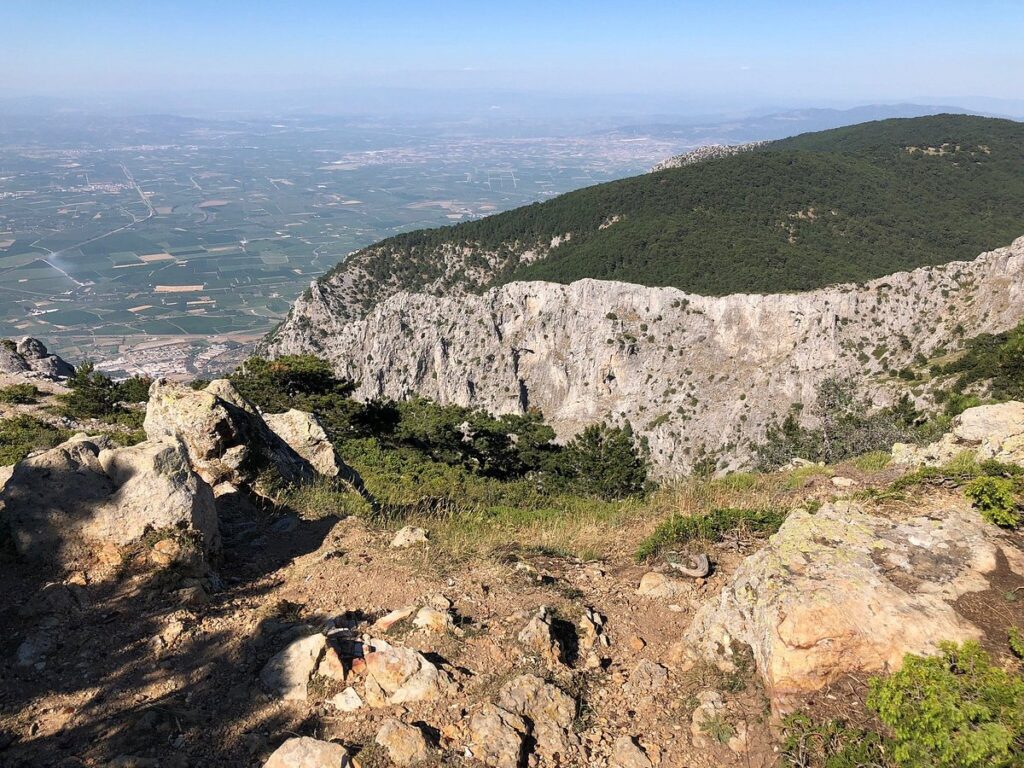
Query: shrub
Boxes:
[
  {"xmin": 636, "ymin": 506, "xmax": 787, "ymax": 561},
  {"xmin": 867, "ymin": 641, "xmax": 1024, "ymax": 768},
  {"xmin": 781, "ymin": 714, "xmax": 890, "ymax": 768},
  {"xmin": 561, "ymin": 421, "xmax": 649, "ymax": 500},
  {"xmin": 964, "ymin": 476, "xmax": 1020, "ymax": 527},
  {"xmin": 0, "ymin": 415, "xmax": 68, "ymax": 464},
  {"xmin": 0, "ymin": 383, "xmax": 40, "ymax": 404}
]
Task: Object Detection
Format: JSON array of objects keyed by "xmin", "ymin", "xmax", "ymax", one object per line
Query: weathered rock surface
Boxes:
[
  {"xmin": 0, "ymin": 338, "xmax": 74, "ymax": 380},
  {"xmin": 260, "ymin": 633, "xmax": 326, "ymax": 702},
  {"xmin": 893, "ymin": 400, "xmax": 1024, "ymax": 467},
  {"xmin": 390, "ymin": 526, "xmax": 429, "ymax": 548},
  {"xmin": 495, "ymin": 674, "xmax": 577, "ymax": 762},
  {"xmin": 687, "ymin": 501, "xmax": 1013, "ymax": 710},
  {"xmin": 264, "ymin": 409, "xmax": 340, "ymax": 477},
  {"xmin": 517, "ymin": 606, "xmax": 564, "ymax": 666},
  {"xmin": 374, "ymin": 719, "xmax": 430, "ymax": 766},
  {"xmin": 362, "ymin": 638, "xmax": 454, "ymax": 706},
  {"xmin": 144, "ymin": 379, "xmax": 321, "ymax": 489},
  {"xmin": 0, "ymin": 434, "xmax": 218, "ymax": 564},
  {"xmin": 649, "ymin": 141, "xmax": 767, "ymax": 172},
  {"xmin": 611, "ymin": 735, "xmax": 654, "ymax": 768},
  {"xmin": 266, "ymin": 237, "xmax": 1024, "ymax": 475},
  {"xmin": 263, "ymin": 736, "xmax": 351, "ymax": 768},
  {"xmin": 467, "ymin": 704, "xmax": 528, "ymax": 768}
]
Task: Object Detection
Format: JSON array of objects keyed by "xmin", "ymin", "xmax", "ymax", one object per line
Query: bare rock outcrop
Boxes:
[
  {"xmin": 263, "ymin": 409, "xmax": 339, "ymax": 477},
  {"xmin": 0, "ymin": 337, "xmax": 74, "ymax": 380},
  {"xmin": 144, "ymin": 379, "xmax": 321, "ymax": 489},
  {"xmin": 0, "ymin": 434, "xmax": 218, "ymax": 565},
  {"xmin": 892, "ymin": 400, "xmax": 1024, "ymax": 467},
  {"xmin": 266, "ymin": 237, "xmax": 1024, "ymax": 475},
  {"xmin": 687, "ymin": 501, "xmax": 1016, "ymax": 711}
]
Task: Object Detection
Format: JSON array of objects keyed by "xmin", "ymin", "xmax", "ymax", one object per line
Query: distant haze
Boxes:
[{"xmin": 2, "ymin": 0, "xmax": 1023, "ymax": 119}]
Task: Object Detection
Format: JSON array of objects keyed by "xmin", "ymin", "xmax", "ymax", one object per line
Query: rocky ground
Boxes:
[{"xmin": 2, "ymin": 375, "xmax": 1024, "ymax": 768}]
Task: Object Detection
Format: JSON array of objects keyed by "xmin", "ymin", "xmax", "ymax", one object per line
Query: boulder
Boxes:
[
  {"xmin": 687, "ymin": 501, "xmax": 1011, "ymax": 710},
  {"xmin": 260, "ymin": 633, "xmax": 326, "ymax": 702},
  {"xmin": 17, "ymin": 337, "xmax": 75, "ymax": 379},
  {"xmin": 0, "ymin": 435, "xmax": 218, "ymax": 565},
  {"xmin": 0, "ymin": 343, "xmax": 30, "ymax": 375},
  {"xmin": 264, "ymin": 409, "xmax": 340, "ymax": 477},
  {"xmin": 263, "ymin": 737, "xmax": 351, "ymax": 768},
  {"xmin": 517, "ymin": 606, "xmax": 564, "ymax": 666},
  {"xmin": 892, "ymin": 401, "xmax": 1024, "ymax": 467},
  {"xmin": 328, "ymin": 687, "xmax": 363, "ymax": 712},
  {"xmin": 495, "ymin": 674, "xmax": 577, "ymax": 762},
  {"xmin": 362, "ymin": 638, "xmax": 454, "ymax": 706},
  {"xmin": 610, "ymin": 736, "xmax": 653, "ymax": 768},
  {"xmin": 374, "ymin": 719, "xmax": 430, "ymax": 766},
  {"xmin": 467, "ymin": 704, "xmax": 528, "ymax": 768},
  {"xmin": 390, "ymin": 526, "xmax": 429, "ymax": 548},
  {"xmin": 144, "ymin": 379, "xmax": 316, "ymax": 488}
]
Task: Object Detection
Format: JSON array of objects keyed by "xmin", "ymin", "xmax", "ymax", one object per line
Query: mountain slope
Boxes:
[
  {"xmin": 266, "ymin": 114, "xmax": 1024, "ymax": 343},
  {"xmin": 270, "ymin": 238, "xmax": 1024, "ymax": 475}
]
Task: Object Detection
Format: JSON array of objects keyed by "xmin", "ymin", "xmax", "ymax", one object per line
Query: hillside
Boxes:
[{"xmin": 266, "ymin": 114, "xmax": 1024, "ymax": 341}]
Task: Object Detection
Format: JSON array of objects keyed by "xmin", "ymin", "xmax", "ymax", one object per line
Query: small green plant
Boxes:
[
  {"xmin": 781, "ymin": 714, "xmax": 890, "ymax": 768},
  {"xmin": 867, "ymin": 641, "xmax": 1024, "ymax": 768},
  {"xmin": 851, "ymin": 450, "xmax": 892, "ymax": 471},
  {"xmin": 964, "ymin": 476, "xmax": 1020, "ymax": 527},
  {"xmin": 699, "ymin": 713, "xmax": 736, "ymax": 744},
  {"xmin": 1009, "ymin": 628, "xmax": 1024, "ymax": 660},
  {"xmin": 636, "ymin": 506, "xmax": 788, "ymax": 560},
  {"xmin": 0, "ymin": 383, "xmax": 40, "ymax": 404},
  {"xmin": 0, "ymin": 415, "xmax": 68, "ymax": 464}
]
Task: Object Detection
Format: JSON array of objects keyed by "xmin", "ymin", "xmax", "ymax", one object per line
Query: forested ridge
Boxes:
[{"xmin": 319, "ymin": 114, "xmax": 1024, "ymax": 298}]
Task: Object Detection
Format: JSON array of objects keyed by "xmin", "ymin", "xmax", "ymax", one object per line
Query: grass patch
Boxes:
[
  {"xmin": 0, "ymin": 415, "xmax": 68, "ymax": 465},
  {"xmin": 851, "ymin": 450, "xmax": 892, "ymax": 471},
  {"xmin": 0, "ymin": 383, "xmax": 40, "ymax": 405}
]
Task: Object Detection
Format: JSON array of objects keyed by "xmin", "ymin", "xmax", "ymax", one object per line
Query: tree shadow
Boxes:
[{"xmin": 0, "ymin": 464, "xmax": 343, "ymax": 767}]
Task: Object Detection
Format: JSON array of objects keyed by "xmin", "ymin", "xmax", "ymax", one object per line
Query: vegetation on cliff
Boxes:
[{"xmin": 312, "ymin": 114, "xmax": 1024, "ymax": 312}]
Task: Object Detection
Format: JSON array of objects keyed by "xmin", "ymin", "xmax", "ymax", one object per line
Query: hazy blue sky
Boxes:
[{"xmin": 3, "ymin": 0, "xmax": 1023, "ymax": 110}]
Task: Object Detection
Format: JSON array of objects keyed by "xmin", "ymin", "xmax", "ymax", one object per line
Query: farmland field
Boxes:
[{"xmin": 0, "ymin": 114, "xmax": 687, "ymax": 375}]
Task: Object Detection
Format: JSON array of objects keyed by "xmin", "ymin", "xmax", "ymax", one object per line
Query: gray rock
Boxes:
[
  {"xmin": 264, "ymin": 409, "xmax": 340, "ymax": 477},
  {"xmin": 362, "ymin": 638, "xmax": 454, "ymax": 706},
  {"xmin": 260, "ymin": 633, "xmax": 326, "ymax": 702},
  {"xmin": 687, "ymin": 501, "xmax": 1014, "ymax": 711},
  {"xmin": 610, "ymin": 736, "xmax": 653, "ymax": 768},
  {"xmin": 264, "ymin": 235, "xmax": 1024, "ymax": 477},
  {"xmin": 263, "ymin": 737, "xmax": 351, "ymax": 768},
  {"xmin": 1, "ymin": 435, "xmax": 218, "ymax": 565},
  {"xmin": 467, "ymin": 704, "xmax": 527, "ymax": 768},
  {"xmin": 496, "ymin": 674, "xmax": 577, "ymax": 762},
  {"xmin": 374, "ymin": 719, "xmax": 430, "ymax": 766},
  {"xmin": 390, "ymin": 526, "xmax": 429, "ymax": 548}
]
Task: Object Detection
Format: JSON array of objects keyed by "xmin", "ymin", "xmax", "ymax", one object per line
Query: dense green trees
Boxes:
[
  {"xmin": 231, "ymin": 355, "xmax": 650, "ymax": 500},
  {"xmin": 322, "ymin": 115, "xmax": 1024, "ymax": 302}
]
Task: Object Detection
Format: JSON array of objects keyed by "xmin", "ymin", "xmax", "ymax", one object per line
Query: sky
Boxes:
[{"xmin": 2, "ymin": 0, "xmax": 1023, "ymax": 115}]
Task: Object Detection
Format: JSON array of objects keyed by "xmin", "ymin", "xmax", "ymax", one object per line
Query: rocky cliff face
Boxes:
[
  {"xmin": 266, "ymin": 237, "xmax": 1024, "ymax": 475},
  {"xmin": 649, "ymin": 141, "xmax": 767, "ymax": 172}
]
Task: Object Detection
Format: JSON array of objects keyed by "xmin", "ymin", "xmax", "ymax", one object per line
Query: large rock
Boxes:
[
  {"xmin": 495, "ymin": 674, "xmax": 577, "ymax": 762},
  {"xmin": 0, "ymin": 338, "xmax": 74, "ymax": 380},
  {"xmin": 893, "ymin": 401, "xmax": 1024, "ymax": 467},
  {"xmin": 144, "ymin": 379, "xmax": 316, "ymax": 488},
  {"xmin": 263, "ymin": 737, "xmax": 351, "ymax": 768},
  {"xmin": 374, "ymin": 719, "xmax": 430, "ymax": 766},
  {"xmin": 467, "ymin": 704, "xmax": 528, "ymax": 768},
  {"xmin": 264, "ymin": 236, "xmax": 1024, "ymax": 476},
  {"xmin": 260, "ymin": 633, "xmax": 327, "ymax": 702},
  {"xmin": 264, "ymin": 409, "xmax": 340, "ymax": 477},
  {"xmin": 16, "ymin": 337, "xmax": 75, "ymax": 379},
  {"xmin": 362, "ymin": 638, "xmax": 454, "ymax": 706},
  {"xmin": 0, "ymin": 434, "xmax": 218, "ymax": 565},
  {"xmin": 687, "ymin": 501, "xmax": 1013, "ymax": 710}
]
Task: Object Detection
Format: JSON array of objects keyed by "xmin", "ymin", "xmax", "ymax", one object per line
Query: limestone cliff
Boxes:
[{"xmin": 266, "ymin": 237, "xmax": 1024, "ymax": 475}]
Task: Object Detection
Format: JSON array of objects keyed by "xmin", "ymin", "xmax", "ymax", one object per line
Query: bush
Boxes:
[
  {"xmin": 755, "ymin": 379, "xmax": 933, "ymax": 470},
  {"xmin": 561, "ymin": 421, "xmax": 649, "ymax": 500},
  {"xmin": 636, "ymin": 506, "xmax": 787, "ymax": 560},
  {"xmin": 0, "ymin": 383, "xmax": 40, "ymax": 404},
  {"xmin": 867, "ymin": 641, "xmax": 1024, "ymax": 768},
  {"xmin": 964, "ymin": 476, "xmax": 1020, "ymax": 527},
  {"xmin": 0, "ymin": 415, "xmax": 68, "ymax": 464}
]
